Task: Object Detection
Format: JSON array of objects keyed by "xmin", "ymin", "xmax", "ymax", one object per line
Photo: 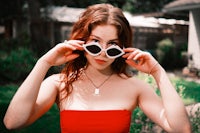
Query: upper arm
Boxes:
[
  {"xmin": 26, "ymin": 74, "xmax": 60, "ymax": 125},
  {"xmin": 137, "ymin": 82, "xmax": 171, "ymax": 131}
]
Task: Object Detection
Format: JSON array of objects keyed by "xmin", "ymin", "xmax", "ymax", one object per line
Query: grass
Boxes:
[
  {"xmin": 137, "ymin": 72, "xmax": 200, "ymax": 105},
  {"xmin": 0, "ymin": 72, "xmax": 200, "ymax": 132}
]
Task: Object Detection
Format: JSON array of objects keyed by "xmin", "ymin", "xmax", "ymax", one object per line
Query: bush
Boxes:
[
  {"xmin": 134, "ymin": 72, "xmax": 200, "ymax": 132},
  {"xmin": 130, "ymin": 108, "xmax": 155, "ymax": 133},
  {"xmin": 156, "ymin": 38, "xmax": 175, "ymax": 69},
  {"xmin": 0, "ymin": 33, "xmax": 30, "ymax": 52},
  {"xmin": 173, "ymin": 78, "xmax": 200, "ymax": 104},
  {"xmin": 0, "ymin": 85, "xmax": 60, "ymax": 133},
  {"xmin": 190, "ymin": 107, "xmax": 200, "ymax": 133},
  {"xmin": 0, "ymin": 47, "xmax": 37, "ymax": 83}
]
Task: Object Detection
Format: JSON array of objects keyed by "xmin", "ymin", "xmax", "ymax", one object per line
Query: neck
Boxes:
[
  {"xmin": 83, "ymin": 66, "xmax": 113, "ymax": 96},
  {"xmin": 84, "ymin": 65, "xmax": 113, "ymax": 78}
]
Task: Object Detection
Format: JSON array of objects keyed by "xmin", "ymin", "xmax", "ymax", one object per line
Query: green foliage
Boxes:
[
  {"xmin": 157, "ymin": 38, "xmax": 174, "ymax": 51},
  {"xmin": 0, "ymin": 84, "xmax": 18, "ymax": 103},
  {"xmin": 1, "ymin": 104, "xmax": 60, "ymax": 133},
  {"xmin": 155, "ymin": 38, "xmax": 188, "ymax": 69},
  {"xmin": 0, "ymin": 34, "xmax": 30, "ymax": 52},
  {"xmin": 173, "ymin": 78, "xmax": 200, "ymax": 103},
  {"xmin": 190, "ymin": 107, "xmax": 200, "ymax": 133},
  {"xmin": 176, "ymin": 42, "xmax": 188, "ymax": 68},
  {"xmin": 51, "ymin": 0, "xmax": 174, "ymax": 13},
  {"xmin": 136, "ymin": 72, "xmax": 200, "ymax": 132},
  {"xmin": 130, "ymin": 108, "xmax": 155, "ymax": 133},
  {"xmin": 0, "ymin": 85, "xmax": 60, "ymax": 133},
  {"xmin": 0, "ymin": 47, "xmax": 37, "ymax": 82},
  {"xmin": 156, "ymin": 38, "xmax": 175, "ymax": 69},
  {"xmin": 138, "ymin": 72, "xmax": 200, "ymax": 104},
  {"xmin": 1, "ymin": 73, "xmax": 200, "ymax": 132},
  {"xmin": 123, "ymin": 0, "xmax": 174, "ymax": 13}
]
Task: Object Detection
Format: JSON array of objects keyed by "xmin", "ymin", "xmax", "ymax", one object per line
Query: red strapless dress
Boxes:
[{"xmin": 60, "ymin": 110, "xmax": 131, "ymax": 133}]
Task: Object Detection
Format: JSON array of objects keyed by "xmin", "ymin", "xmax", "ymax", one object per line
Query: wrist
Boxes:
[
  {"xmin": 149, "ymin": 62, "xmax": 159, "ymax": 75},
  {"xmin": 150, "ymin": 64, "xmax": 165, "ymax": 78},
  {"xmin": 37, "ymin": 58, "xmax": 52, "ymax": 69}
]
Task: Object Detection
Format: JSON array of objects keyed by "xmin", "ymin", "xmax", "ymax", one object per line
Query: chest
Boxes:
[{"xmin": 59, "ymin": 78, "xmax": 139, "ymax": 111}]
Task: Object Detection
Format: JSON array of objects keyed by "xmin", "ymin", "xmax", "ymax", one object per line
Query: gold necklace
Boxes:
[{"xmin": 84, "ymin": 71, "xmax": 113, "ymax": 96}]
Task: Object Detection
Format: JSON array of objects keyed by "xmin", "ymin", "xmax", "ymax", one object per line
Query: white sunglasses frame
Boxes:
[{"xmin": 83, "ymin": 42, "xmax": 125, "ymax": 59}]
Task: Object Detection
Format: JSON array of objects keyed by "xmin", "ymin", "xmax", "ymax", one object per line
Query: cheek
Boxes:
[
  {"xmin": 108, "ymin": 59, "xmax": 115, "ymax": 64},
  {"xmin": 85, "ymin": 53, "xmax": 93, "ymax": 62}
]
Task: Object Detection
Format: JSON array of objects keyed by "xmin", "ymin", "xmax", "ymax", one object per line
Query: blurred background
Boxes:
[{"xmin": 0, "ymin": 0, "xmax": 200, "ymax": 132}]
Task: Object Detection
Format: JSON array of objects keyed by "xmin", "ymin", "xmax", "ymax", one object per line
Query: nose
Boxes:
[
  {"xmin": 100, "ymin": 49, "xmax": 106, "ymax": 57},
  {"xmin": 101, "ymin": 43, "xmax": 107, "ymax": 49},
  {"xmin": 99, "ymin": 43, "xmax": 107, "ymax": 57}
]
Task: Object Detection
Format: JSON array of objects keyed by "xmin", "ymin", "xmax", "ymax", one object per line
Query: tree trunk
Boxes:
[{"xmin": 27, "ymin": 0, "xmax": 49, "ymax": 56}]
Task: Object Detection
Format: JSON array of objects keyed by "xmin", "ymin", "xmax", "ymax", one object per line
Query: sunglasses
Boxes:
[{"xmin": 83, "ymin": 42, "xmax": 125, "ymax": 59}]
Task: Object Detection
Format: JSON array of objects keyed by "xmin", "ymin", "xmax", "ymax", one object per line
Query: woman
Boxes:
[{"xmin": 4, "ymin": 3, "xmax": 191, "ymax": 133}]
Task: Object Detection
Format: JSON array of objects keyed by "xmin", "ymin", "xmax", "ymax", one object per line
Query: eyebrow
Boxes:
[{"xmin": 90, "ymin": 35, "xmax": 119, "ymax": 42}]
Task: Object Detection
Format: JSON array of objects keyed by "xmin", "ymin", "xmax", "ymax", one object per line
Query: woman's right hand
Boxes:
[{"xmin": 40, "ymin": 40, "xmax": 84, "ymax": 67}]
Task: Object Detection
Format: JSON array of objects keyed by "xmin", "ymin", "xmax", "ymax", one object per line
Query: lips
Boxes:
[{"xmin": 95, "ymin": 59, "xmax": 106, "ymax": 64}]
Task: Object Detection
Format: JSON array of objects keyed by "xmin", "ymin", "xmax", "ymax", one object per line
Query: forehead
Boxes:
[{"xmin": 91, "ymin": 25, "xmax": 118, "ymax": 40}]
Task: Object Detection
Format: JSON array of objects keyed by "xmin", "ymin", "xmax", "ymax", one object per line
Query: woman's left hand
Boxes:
[{"xmin": 123, "ymin": 48, "xmax": 160, "ymax": 75}]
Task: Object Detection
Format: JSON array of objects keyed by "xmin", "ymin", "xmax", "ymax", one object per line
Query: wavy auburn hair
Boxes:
[{"xmin": 61, "ymin": 3, "xmax": 133, "ymax": 96}]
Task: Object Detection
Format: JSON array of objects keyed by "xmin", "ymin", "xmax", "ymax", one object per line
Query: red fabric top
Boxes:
[{"xmin": 60, "ymin": 110, "xmax": 131, "ymax": 133}]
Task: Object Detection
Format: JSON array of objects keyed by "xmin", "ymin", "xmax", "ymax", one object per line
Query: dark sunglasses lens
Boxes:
[
  {"xmin": 86, "ymin": 45, "xmax": 101, "ymax": 54},
  {"xmin": 107, "ymin": 48, "xmax": 122, "ymax": 56}
]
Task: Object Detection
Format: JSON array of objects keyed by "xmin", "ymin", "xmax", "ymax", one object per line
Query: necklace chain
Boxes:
[{"xmin": 84, "ymin": 71, "xmax": 113, "ymax": 95}]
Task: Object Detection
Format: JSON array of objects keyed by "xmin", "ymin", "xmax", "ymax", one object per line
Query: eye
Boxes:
[
  {"xmin": 108, "ymin": 41, "xmax": 118, "ymax": 46},
  {"xmin": 87, "ymin": 39, "xmax": 100, "ymax": 44},
  {"xmin": 92, "ymin": 39, "xmax": 99, "ymax": 43},
  {"xmin": 87, "ymin": 36, "xmax": 100, "ymax": 43}
]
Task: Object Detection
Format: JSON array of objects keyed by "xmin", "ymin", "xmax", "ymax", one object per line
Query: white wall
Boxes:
[{"xmin": 188, "ymin": 9, "xmax": 200, "ymax": 69}]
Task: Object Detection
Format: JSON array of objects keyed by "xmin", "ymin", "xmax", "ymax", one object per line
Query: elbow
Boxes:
[
  {"xmin": 171, "ymin": 123, "xmax": 192, "ymax": 133},
  {"xmin": 3, "ymin": 116, "xmax": 25, "ymax": 130},
  {"xmin": 182, "ymin": 123, "xmax": 192, "ymax": 133},
  {"xmin": 165, "ymin": 120, "xmax": 192, "ymax": 133},
  {"xmin": 4, "ymin": 117, "xmax": 15, "ymax": 130},
  {"xmin": 4, "ymin": 109, "xmax": 36, "ymax": 130},
  {"xmin": 179, "ymin": 118, "xmax": 192, "ymax": 133}
]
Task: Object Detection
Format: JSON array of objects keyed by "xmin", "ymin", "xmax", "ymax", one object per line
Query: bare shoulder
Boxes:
[
  {"xmin": 120, "ymin": 74, "xmax": 150, "ymax": 88},
  {"xmin": 42, "ymin": 73, "xmax": 65, "ymax": 90},
  {"xmin": 114, "ymin": 74, "xmax": 154, "ymax": 110},
  {"xmin": 119, "ymin": 74, "xmax": 153, "ymax": 94},
  {"xmin": 126, "ymin": 75, "xmax": 159, "ymax": 102},
  {"xmin": 46, "ymin": 73, "xmax": 65, "ymax": 81}
]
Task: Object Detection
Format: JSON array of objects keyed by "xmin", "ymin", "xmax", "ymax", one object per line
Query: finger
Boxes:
[
  {"xmin": 64, "ymin": 40, "xmax": 85, "ymax": 50},
  {"xmin": 122, "ymin": 48, "xmax": 135, "ymax": 58},
  {"xmin": 65, "ymin": 54, "xmax": 80, "ymax": 62},
  {"xmin": 64, "ymin": 50, "xmax": 73, "ymax": 56},
  {"xmin": 64, "ymin": 40, "xmax": 84, "ymax": 46},
  {"xmin": 64, "ymin": 40, "xmax": 85, "ymax": 45},
  {"xmin": 56, "ymin": 42, "xmax": 76, "ymax": 51},
  {"xmin": 123, "ymin": 47, "xmax": 136, "ymax": 52},
  {"xmin": 125, "ymin": 59, "xmax": 141, "ymax": 69},
  {"xmin": 123, "ymin": 48, "xmax": 141, "ymax": 58},
  {"xmin": 125, "ymin": 56, "xmax": 143, "ymax": 65},
  {"xmin": 123, "ymin": 53, "xmax": 145, "ymax": 67},
  {"xmin": 132, "ymin": 52, "xmax": 144, "ymax": 61},
  {"xmin": 124, "ymin": 49, "xmax": 141, "ymax": 61}
]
